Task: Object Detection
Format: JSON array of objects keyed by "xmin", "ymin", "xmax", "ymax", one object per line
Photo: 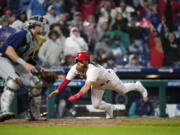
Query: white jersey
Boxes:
[
  {"xmin": 65, "ymin": 63, "xmax": 147, "ymax": 116},
  {"xmin": 66, "ymin": 63, "xmax": 112, "ymax": 88}
]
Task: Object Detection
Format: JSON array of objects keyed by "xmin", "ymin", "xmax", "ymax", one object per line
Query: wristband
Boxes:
[
  {"xmin": 16, "ymin": 58, "xmax": 26, "ymax": 66},
  {"xmin": 75, "ymin": 91, "xmax": 84, "ymax": 98}
]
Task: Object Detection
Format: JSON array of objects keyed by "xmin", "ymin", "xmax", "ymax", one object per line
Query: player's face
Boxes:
[
  {"xmin": 34, "ymin": 25, "xmax": 42, "ymax": 35},
  {"xmin": 78, "ymin": 60, "xmax": 88, "ymax": 69}
]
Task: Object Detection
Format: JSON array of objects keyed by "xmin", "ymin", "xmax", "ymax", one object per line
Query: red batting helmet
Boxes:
[{"xmin": 76, "ymin": 51, "xmax": 90, "ymax": 61}]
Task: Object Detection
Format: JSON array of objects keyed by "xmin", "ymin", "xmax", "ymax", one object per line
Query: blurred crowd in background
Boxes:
[{"xmin": 0, "ymin": 0, "xmax": 180, "ymax": 68}]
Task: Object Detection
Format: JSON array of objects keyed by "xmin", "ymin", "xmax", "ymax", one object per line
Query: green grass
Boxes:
[
  {"xmin": 117, "ymin": 121, "xmax": 180, "ymax": 127},
  {"xmin": 0, "ymin": 121, "xmax": 180, "ymax": 135}
]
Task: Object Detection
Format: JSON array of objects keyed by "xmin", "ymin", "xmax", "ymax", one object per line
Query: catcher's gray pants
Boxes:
[{"xmin": 0, "ymin": 57, "xmax": 42, "ymax": 118}]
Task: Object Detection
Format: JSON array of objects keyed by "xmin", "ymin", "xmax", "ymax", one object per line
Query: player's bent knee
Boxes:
[
  {"xmin": 30, "ymin": 76, "xmax": 43, "ymax": 88},
  {"xmin": 5, "ymin": 74, "xmax": 21, "ymax": 92},
  {"xmin": 29, "ymin": 76, "xmax": 43, "ymax": 97}
]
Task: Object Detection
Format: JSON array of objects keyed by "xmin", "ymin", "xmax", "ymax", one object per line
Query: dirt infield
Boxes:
[{"xmin": 1, "ymin": 118, "xmax": 180, "ymax": 126}]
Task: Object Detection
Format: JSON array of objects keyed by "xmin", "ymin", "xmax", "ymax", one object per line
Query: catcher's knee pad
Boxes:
[
  {"xmin": 29, "ymin": 76, "xmax": 42, "ymax": 97},
  {"xmin": 30, "ymin": 75, "xmax": 43, "ymax": 88},
  {"xmin": 5, "ymin": 73, "xmax": 21, "ymax": 92}
]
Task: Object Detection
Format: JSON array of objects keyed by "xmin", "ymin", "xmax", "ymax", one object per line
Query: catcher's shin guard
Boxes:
[
  {"xmin": 27, "ymin": 77, "xmax": 43, "ymax": 120},
  {"xmin": 28, "ymin": 95, "xmax": 41, "ymax": 120},
  {"xmin": 0, "ymin": 90, "xmax": 15, "ymax": 113}
]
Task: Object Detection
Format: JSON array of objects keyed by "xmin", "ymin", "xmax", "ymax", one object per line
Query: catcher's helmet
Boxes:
[
  {"xmin": 76, "ymin": 51, "xmax": 90, "ymax": 61},
  {"xmin": 25, "ymin": 15, "xmax": 48, "ymax": 29}
]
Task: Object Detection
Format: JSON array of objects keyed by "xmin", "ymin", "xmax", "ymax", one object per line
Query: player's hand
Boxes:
[
  {"xmin": 68, "ymin": 91, "xmax": 84, "ymax": 102},
  {"xmin": 68, "ymin": 94, "xmax": 80, "ymax": 102},
  {"xmin": 24, "ymin": 63, "xmax": 36, "ymax": 72},
  {"xmin": 48, "ymin": 89, "xmax": 59, "ymax": 98},
  {"xmin": 68, "ymin": 95, "xmax": 79, "ymax": 102}
]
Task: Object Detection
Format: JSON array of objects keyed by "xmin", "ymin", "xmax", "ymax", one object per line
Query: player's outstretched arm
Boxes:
[
  {"xmin": 48, "ymin": 89, "xmax": 59, "ymax": 97},
  {"xmin": 48, "ymin": 78, "xmax": 70, "ymax": 97},
  {"xmin": 68, "ymin": 81, "xmax": 93, "ymax": 102}
]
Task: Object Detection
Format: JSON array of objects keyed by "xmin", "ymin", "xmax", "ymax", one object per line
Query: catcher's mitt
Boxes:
[{"xmin": 36, "ymin": 67, "xmax": 57, "ymax": 85}]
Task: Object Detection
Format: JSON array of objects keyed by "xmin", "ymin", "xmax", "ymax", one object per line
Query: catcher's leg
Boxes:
[
  {"xmin": 0, "ymin": 74, "xmax": 21, "ymax": 121},
  {"xmin": 91, "ymin": 88, "xmax": 114, "ymax": 119},
  {"xmin": 15, "ymin": 65, "xmax": 45, "ymax": 121},
  {"xmin": 27, "ymin": 75, "xmax": 44, "ymax": 120},
  {"xmin": 0, "ymin": 57, "xmax": 20, "ymax": 121}
]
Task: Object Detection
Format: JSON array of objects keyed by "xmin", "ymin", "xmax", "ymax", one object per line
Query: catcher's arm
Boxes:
[
  {"xmin": 68, "ymin": 81, "xmax": 93, "ymax": 102},
  {"xmin": 6, "ymin": 46, "xmax": 36, "ymax": 72},
  {"xmin": 48, "ymin": 79, "xmax": 71, "ymax": 97}
]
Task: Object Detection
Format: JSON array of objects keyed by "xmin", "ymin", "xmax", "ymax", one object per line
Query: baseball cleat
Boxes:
[
  {"xmin": 136, "ymin": 81, "xmax": 148, "ymax": 98},
  {"xmin": 0, "ymin": 112, "xmax": 14, "ymax": 122},
  {"xmin": 106, "ymin": 105, "xmax": 114, "ymax": 119}
]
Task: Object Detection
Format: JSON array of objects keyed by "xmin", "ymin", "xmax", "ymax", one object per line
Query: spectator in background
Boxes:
[
  {"xmin": 127, "ymin": 18, "xmax": 144, "ymax": 41},
  {"xmin": 147, "ymin": 3, "xmax": 161, "ymax": 29},
  {"xmin": 78, "ymin": 23, "xmax": 88, "ymax": 43},
  {"xmin": 83, "ymin": 15, "xmax": 97, "ymax": 53},
  {"xmin": 157, "ymin": 0, "xmax": 180, "ymax": 30},
  {"xmin": 96, "ymin": 18, "xmax": 109, "ymax": 42},
  {"xmin": 79, "ymin": 0, "xmax": 100, "ymax": 21},
  {"xmin": 111, "ymin": 0, "xmax": 135, "ymax": 26},
  {"xmin": 50, "ymin": 0, "xmax": 64, "ymax": 16},
  {"xmin": 27, "ymin": 0, "xmax": 48, "ymax": 18},
  {"xmin": 125, "ymin": 54, "xmax": 142, "ymax": 67},
  {"xmin": 63, "ymin": 0, "xmax": 79, "ymax": 21},
  {"xmin": 55, "ymin": 69, "xmax": 73, "ymax": 118},
  {"xmin": 96, "ymin": 0, "xmax": 113, "ymax": 23},
  {"xmin": 137, "ymin": 0, "xmax": 150, "ymax": 20},
  {"xmin": 38, "ymin": 30, "xmax": 64, "ymax": 67},
  {"xmin": 11, "ymin": 11, "xmax": 27, "ymax": 31},
  {"xmin": 50, "ymin": 24, "xmax": 66, "ymax": 46},
  {"xmin": 95, "ymin": 48, "xmax": 108, "ymax": 65},
  {"xmin": 62, "ymin": 55, "xmax": 74, "ymax": 67},
  {"xmin": 0, "ymin": 15, "xmax": 16, "ymax": 45},
  {"xmin": 111, "ymin": 36, "xmax": 126, "ymax": 65},
  {"xmin": 162, "ymin": 32, "xmax": 180, "ymax": 67},
  {"xmin": 54, "ymin": 13, "xmax": 69, "ymax": 37},
  {"xmin": 21, "ymin": 0, "xmax": 31, "ymax": 13},
  {"xmin": 64, "ymin": 27, "xmax": 88, "ymax": 58},
  {"xmin": 129, "ymin": 97, "xmax": 154, "ymax": 117},
  {"xmin": 128, "ymin": 37, "xmax": 143, "ymax": 54},
  {"xmin": 44, "ymin": 5, "xmax": 58, "ymax": 25},
  {"xmin": 7, "ymin": 0, "xmax": 22, "ymax": 15},
  {"xmin": 111, "ymin": 12, "xmax": 128, "ymax": 32},
  {"xmin": 0, "ymin": 0, "xmax": 7, "ymax": 16},
  {"xmin": 103, "ymin": 55, "xmax": 116, "ymax": 69},
  {"xmin": 95, "ymin": 33, "xmax": 112, "ymax": 58},
  {"xmin": 4, "ymin": 8, "xmax": 13, "ymax": 19},
  {"xmin": 149, "ymin": 29, "xmax": 164, "ymax": 67},
  {"xmin": 70, "ymin": 11, "xmax": 82, "ymax": 28}
]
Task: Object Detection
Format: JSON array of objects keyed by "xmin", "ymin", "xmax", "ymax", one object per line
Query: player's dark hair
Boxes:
[
  {"xmin": 89, "ymin": 61, "xmax": 99, "ymax": 67},
  {"xmin": 76, "ymin": 60, "xmax": 99, "ymax": 67}
]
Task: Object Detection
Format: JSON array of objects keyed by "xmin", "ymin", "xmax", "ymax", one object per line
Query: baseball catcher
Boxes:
[{"xmin": 0, "ymin": 15, "xmax": 50, "ymax": 122}]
